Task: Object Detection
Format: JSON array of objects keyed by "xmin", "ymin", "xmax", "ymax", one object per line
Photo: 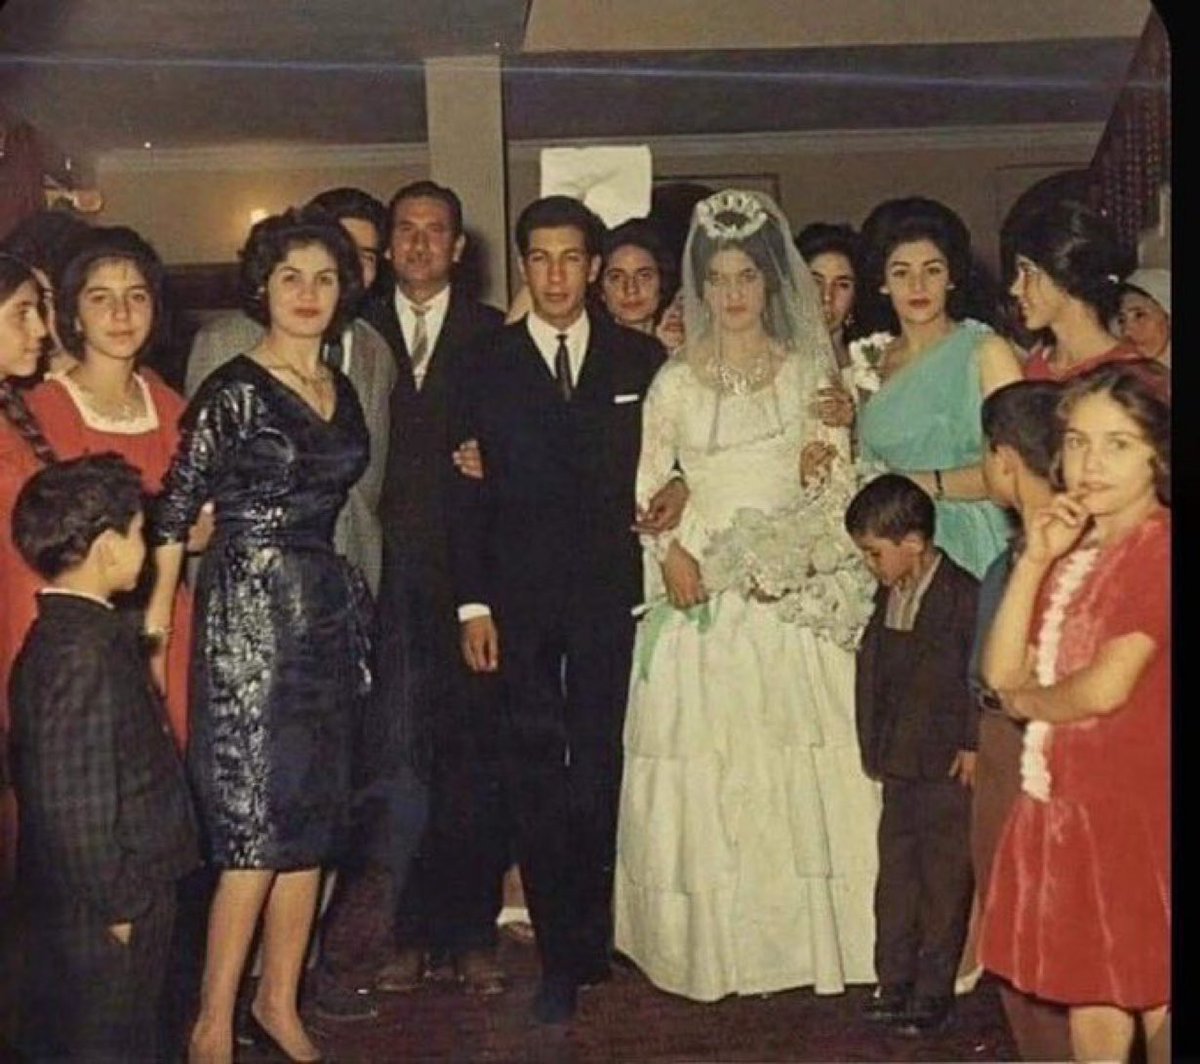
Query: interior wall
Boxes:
[
  {"xmin": 505, "ymin": 133, "xmax": 1098, "ymax": 287},
  {"xmin": 95, "ymin": 155, "xmax": 426, "ymax": 265},
  {"xmin": 97, "ymin": 129, "xmax": 1096, "ymax": 294}
]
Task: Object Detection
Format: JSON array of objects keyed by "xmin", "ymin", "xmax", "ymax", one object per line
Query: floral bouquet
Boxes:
[{"xmin": 701, "ymin": 465, "xmax": 877, "ymax": 652}]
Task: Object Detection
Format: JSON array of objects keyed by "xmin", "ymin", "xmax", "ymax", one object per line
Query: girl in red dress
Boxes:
[
  {"xmin": 980, "ymin": 362, "xmax": 1170, "ymax": 1062},
  {"xmin": 1006, "ymin": 200, "xmax": 1144, "ymax": 382},
  {"xmin": 0, "ymin": 252, "xmax": 52, "ymax": 888},
  {"xmin": 27, "ymin": 228, "xmax": 202, "ymax": 748}
]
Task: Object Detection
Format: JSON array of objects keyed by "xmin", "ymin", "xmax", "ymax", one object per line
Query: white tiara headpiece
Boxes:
[{"xmin": 695, "ymin": 190, "xmax": 769, "ymax": 240}]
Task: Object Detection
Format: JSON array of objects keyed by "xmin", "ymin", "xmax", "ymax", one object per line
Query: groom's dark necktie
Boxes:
[{"xmin": 554, "ymin": 332, "xmax": 572, "ymax": 402}]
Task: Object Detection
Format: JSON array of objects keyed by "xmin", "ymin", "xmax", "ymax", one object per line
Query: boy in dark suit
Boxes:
[
  {"xmin": 845, "ymin": 473, "xmax": 979, "ymax": 1036},
  {"xmin": 9, "ymin": 454, "xmax": 197, "ymax": 1062},
  {"xmin": 449, "ymin": 195, "xmax": 664, "ymax": 1023}
]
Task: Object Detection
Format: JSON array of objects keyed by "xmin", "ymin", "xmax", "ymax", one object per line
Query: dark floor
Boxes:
[
  {"xmin": 1, "ymin": 893, "xmax": 1018, "ymax": 1064},
  {"xmin": 297, "ymin": 935, "xmax": 1017, "ymax": 1064}
]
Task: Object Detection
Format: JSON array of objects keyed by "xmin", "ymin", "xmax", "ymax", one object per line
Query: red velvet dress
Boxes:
[
  {"xmin": 979, "ymin": 510, "xmax": 1170, "ymax": 1009},
  {"xmin": 27, "ymin": 373, "xmax": 194, "ymax": 749},
  {"xmin": 0, "ymin": 416, "xmax": 46, "ymax": 885}
]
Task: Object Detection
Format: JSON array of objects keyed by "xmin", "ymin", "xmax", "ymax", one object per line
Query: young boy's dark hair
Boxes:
[
  {"xmin": 9, "ymin": 454, "xmax": 196, "ymax": 1062},
  {"xmin": 846, "ymin": 471, "xmax": 978, "ymax": 1036},
  {"xmin": 844, "ymin": 472, "xmax": 935, "ymax": 542},
  {"xmin": 13, "ymin": 452, "xmax": 144, "ymax": 578},
  {"xmin": 981, "ymin": 380, "xmax": 1063, "ymax": 480}
]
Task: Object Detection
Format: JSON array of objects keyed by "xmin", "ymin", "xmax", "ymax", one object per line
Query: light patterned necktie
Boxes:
[{"xmin": 410, "ymin": 302, "xmax": 430, "ymax": 386}]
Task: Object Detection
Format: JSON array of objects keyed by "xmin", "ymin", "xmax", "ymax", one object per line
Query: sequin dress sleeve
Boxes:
[{"xmin": 152, "ymin": 373, "xmax": 252, "ymax": 546}]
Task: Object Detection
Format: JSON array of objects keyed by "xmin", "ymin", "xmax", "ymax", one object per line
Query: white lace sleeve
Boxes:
[{"xmin": 636, "ymin": 363, "xmax": 714, "ymax": 564}]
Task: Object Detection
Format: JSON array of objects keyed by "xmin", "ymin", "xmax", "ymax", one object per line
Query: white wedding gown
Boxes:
[{"xmin": 614, "ymin": 354, "xmax": 881, "ymax": 1002}]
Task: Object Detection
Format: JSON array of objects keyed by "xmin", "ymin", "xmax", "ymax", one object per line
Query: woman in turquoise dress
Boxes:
[{"xmin": 854, "ymin": 198, "xmax": 1022, "ymax": 578}]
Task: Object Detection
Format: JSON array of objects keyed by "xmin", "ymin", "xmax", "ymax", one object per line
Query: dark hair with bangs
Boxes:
[
  {"xmin": 13, "ymin": 453, "xmax": 144, "ymax": 579},
  {"xmin": 844, "ymin": 473, "xmax": 936, "ymax": 542},
  {"xmin": 55, "ymin": 226, "xmax": 165, "ymax": 358},
  {"xmin": 239, "ymin": 206, "xmax": 363, "ymax": 335},
  {"xmin": 1055, "ymin": 361, "xmax": 1170, "ymax": 504}
]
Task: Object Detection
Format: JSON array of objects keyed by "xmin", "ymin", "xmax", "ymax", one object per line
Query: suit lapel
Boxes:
[
  {"xmin": 907, "ymin": 559, "xmax": 949, "ymax": 675},
  {"xmin": 510, "ymin": 322, "xmax": 562, "ymax": 399},
  {"xmin": 574, "ymin": 312, "xmax": 613, "ymax": 403}
]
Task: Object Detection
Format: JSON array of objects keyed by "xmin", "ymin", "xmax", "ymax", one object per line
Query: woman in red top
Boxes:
[
  {"xmin": 0, "ymin": 252, "xmax": 52, "ymax": 887},
  {"xmin": 1006, "ymin": 200, "xmax": 1144, "ymax": 382},
  {"xmin": 28, "ymin": 228, "xmax": 201, "ymax": 748},
  {"xmin": 979, "ymin": 363, "xmax": 1170, "ymax": 1062}
]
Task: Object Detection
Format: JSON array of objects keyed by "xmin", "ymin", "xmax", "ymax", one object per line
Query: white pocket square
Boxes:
[{"xmin": 613, "ymin": 393, "xmax": 641, "ymax": 405}]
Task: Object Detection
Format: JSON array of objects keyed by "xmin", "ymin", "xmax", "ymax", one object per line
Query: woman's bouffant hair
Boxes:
[
  {"xmin": 859, "ymin": 197, "xmax": 976, "ymax": 330},
  {"xmin": 54, "ymin": 226, "xmax": 166, "ymax": 358},
  {"xmin": 1055, "ymin": 360, "xmax": 1170, "ymax": 504},
  {"xmin": 795, "ymin": 222, "xmax": 862, "ymax": 274},
  {"xmin": 239, "ymin": 206, "xmax": 363, "ymax": 335},
  {"xmin": 600, "ymin": 218, "xmax": 676, "ymax": 307},
  {"xmin": 1006, "ymin": 199, "xmax": 1127, "ymax": 322}
]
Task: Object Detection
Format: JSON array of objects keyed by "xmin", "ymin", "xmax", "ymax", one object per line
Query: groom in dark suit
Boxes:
[
  {"xmin": 449, "ymin": 196, "xmax": 665, "ymax": 1022},
  {"xmin": 359, "ymin": 181, "xmax": 509, "ymax": 995}
]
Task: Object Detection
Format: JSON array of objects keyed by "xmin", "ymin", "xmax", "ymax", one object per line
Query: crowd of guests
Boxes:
[{"xmin": 0, "ymin": 173, "xmax": 1170, "ymax": 1064}]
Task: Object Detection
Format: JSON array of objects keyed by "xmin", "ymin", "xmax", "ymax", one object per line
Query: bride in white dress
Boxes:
[{"xmin": 614, "ymin": 189, "xmax": 882, "ymax": 1002}]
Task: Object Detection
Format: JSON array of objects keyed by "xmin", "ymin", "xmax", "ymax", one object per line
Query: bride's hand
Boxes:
[
  {"xmin": 661, "ymin": 541, "xmax": 707, "ymax": 609},
  {"xmin": 800, "ymin": 440, "xmax": 838, "ymax": 487}
]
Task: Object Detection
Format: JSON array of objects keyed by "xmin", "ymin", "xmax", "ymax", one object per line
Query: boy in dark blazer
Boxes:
[
  {"xmin": 845, "ymin": 474, "xmax": 979, "ymax": 1036},
  {"xmin": 9, "ymin": 455, "xmax": 197, "ymax": 1062}
]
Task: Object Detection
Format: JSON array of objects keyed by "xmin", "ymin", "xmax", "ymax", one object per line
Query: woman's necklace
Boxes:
[
  {"xmin": 260, "ymin": 357, "xmax": 335, "ymax": 417},
  {"xmin": 70, "ymin": 372, "xmax": 145, "ymax": 423},
  {"xmin": 265, "ymin": 361, "xmax": 332, "ymax": 390},
  {"xmin": 706, "ymin": 346, "xmax": 776, "ymax": 396}
]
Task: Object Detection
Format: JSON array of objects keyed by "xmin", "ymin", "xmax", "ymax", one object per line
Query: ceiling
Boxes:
[{"xmin": 0, "ymin": 0, "xmax": 1152, "ymax": 160}]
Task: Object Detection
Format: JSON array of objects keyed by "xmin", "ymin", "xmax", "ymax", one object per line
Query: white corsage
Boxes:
[
  {"xmin": 846, "ymin": 332, "xmax": 893, "ymax": 395},
  {"xmin": 1019, "ymin": 546, "xmax": 1101, "ymax": 802}
]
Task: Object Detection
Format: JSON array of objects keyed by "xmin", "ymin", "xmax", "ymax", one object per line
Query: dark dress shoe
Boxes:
[
  {"xmin": 894, "ymin": 994, "xmax": 954, "ymax": 1036},
  {"xmin": 575, "ymin": 958, "xmax": 612, "ymax": 990},
  {"xmin": 531, "ymin": 976, "xmax": 577, "ymax": 1024},
  {"xmin": 309, "ymin": 978, "xmax": 379, "ymax": 1022},
  {"xmin": 374, "ymin": 947, "xmax": 426, "ymax": 993},
  {"xmin": 861, "ymin": 983, "xmax": 912, "ymax": 1023},
  {"xmin": 456, "ymin": 949, "xmax": 507, "ymax": 996}
]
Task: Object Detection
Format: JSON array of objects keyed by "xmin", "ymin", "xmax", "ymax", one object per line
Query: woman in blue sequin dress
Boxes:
[{"xmin": 149, "ymin": 207, "xmax": 369, "ymax": 1064}]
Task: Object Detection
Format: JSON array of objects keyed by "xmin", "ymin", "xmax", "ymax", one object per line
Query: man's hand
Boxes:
[
  {"xmin": 661, "ymin": 541, "xmax": 707, "ymax": 610},
  {"xmin": 108, "ymin": 922, "xmax": 132, "ymax": 946},
  {"xmin": 655, "ymin": 294, "xmax": 686, "ymax": 354},
  {"xmin": 632, "ymin": 478, "xmax": 689, "ymax": 535},
  {"xmin": 461, "ymin": 616, "xmax": 500, "ymax": 672},
  {"xmin": 452, "ymin": 438, "xmax": 484, "ymax": 480},
  {"xmin": 949, "ymin": 749, "xmax": 977, "ymax": 788}
]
